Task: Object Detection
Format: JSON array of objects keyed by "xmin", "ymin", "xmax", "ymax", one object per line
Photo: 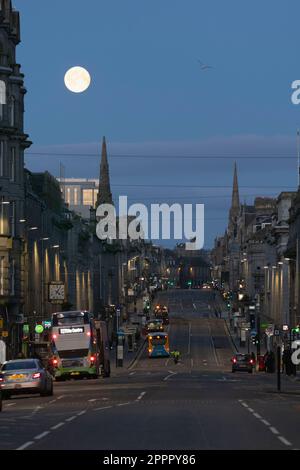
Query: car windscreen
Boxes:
[
  {"xmin": 236, "ymin": 355, "xmax": 249, "ymax": 363},
  {"xmin": 2, "ymin": 361, "xmax": 37, "ymax": 371}
]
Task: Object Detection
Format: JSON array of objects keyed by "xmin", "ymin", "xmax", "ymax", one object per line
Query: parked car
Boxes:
[
  {"xmin": 231, "ymin": 354, "xmax": 254, "ymax": 373},
  {"xmin": 0, "ymin": 359, "xmax": 53, "ymax": 399}
]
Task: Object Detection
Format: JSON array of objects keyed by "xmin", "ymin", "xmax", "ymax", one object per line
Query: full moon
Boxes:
[{"xmin": 64, "ymin": 66, "xmax": 91, "ymax": 93}]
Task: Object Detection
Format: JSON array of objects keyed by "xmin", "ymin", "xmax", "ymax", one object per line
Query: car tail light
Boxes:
[
  {"xmin": 0, "ymin": 375, "xmax": 4, "ymax": 382},
  {"xmin": 233, "ymin": 358, "xmax": 237, "ymax": 363},
  {"xmin": 90, "ymin": 356, "xmax": 95, "ymax": 362},
  {"xmin": 52, "ymin": 334, "xmax": 57, "ymax": 340},
  {"xmin": 87, "ymin": 331, "xmax": 91, "ymax": 337},
  {"xmin": 32, "ymin": 372, "xmax": 41, "ymax": 379},
  {"xmin": 250, "ymin": 359, "xmax": 254, "ymax": 365},
  {"xmin": 53, "ymin": 358, "xmax": 58, "ymax": 367}
]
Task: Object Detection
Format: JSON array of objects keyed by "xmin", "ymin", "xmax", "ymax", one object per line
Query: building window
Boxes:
[
  {"xmin": 74, "ymin": 187, "xmax": 78, "ymax": 205},
  {"xmin": 83, "ymin": 189, "xmax": 94, "ymax": 206},
  {"xmin": 9, "ymin": 95, "xmax": 15, "ymax": 127},
  {"xmin": 0, "ymin": 256, "xmax": 4, "ymax": 295},
  {"xmin": 0, "ymin": 196, "xmax": 8, "ymax": 235},
  {"xmin": 0, "ymin": 141, "xmax": 3, "ymax": 177},
  {"xmin": 66, "ymin": 187, "xmax": 71, "ymax": 205},
  {"xmin": 0, "ymin": 80, "xmax": 6, "ymax": 120},
  {"xmin": 9, "ymin": 201, "xmax": 15, "ymax": 237},
  {"xmin": 10, "ymin": 147, "xmax": 16, "ymax": 181}
]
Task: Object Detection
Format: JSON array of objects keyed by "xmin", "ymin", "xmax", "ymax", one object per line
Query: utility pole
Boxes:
[{"xmin": 256, "ymin": 294, "xmax": 261, "ymax": 357}]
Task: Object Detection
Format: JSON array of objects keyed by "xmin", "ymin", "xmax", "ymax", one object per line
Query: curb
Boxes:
[
  {"xmin": 127, "ymin": 338, "xmax": 147, "ymax": 370},
  {"xmin": 223, "ymin": 319, "xmax": 239, "ymax": 353}
]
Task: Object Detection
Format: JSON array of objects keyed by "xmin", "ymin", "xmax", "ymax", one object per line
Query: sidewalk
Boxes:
[{"xmin": 109, "ymin": 293, "xmax": 147, "ymax": 375}]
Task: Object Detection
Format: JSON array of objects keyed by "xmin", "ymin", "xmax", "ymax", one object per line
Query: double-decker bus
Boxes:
[
  {"xmin": 148, "ymin": 332, "xmax": 170, "ymax": 358},
  {"xmin": 50, "ymin": 311, "xmax": 100, "ymax": 380}
]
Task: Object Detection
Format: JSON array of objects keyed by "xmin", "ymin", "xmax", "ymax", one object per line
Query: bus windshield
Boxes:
[{"xmin": 52, "ymin": 311, "xmax": 89, "ymax": 327}]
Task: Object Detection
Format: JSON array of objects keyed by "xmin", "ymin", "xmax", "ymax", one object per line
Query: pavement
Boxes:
[{"xmin": 1, "ymin": 288, "xmax": 300, "ymax": 450}]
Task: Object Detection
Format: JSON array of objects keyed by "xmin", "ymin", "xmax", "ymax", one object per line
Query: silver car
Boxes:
[{"xmin": 0, "ymin": 359, "xmax": 53, "ymax": 399}]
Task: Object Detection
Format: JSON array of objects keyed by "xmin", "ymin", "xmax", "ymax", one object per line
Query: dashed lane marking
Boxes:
[
  {"xmin": 77, "ymin": 410, "xmax": 87, "ymax": 416},
  {"xmin": 238, "ymin": 400, "xmax": 293, "ymax": 448},
  {"xmin": 34, "ymin": 431, "xmax": 50, "ymax": 440},
  {"xmin": 51, "ymin": 423, "xmax": 65, "ymax": 430},
  {"xmin": 261, "ymin": 419, "xmax": 271, "ymax": 426},
  {"xmin": 117, "ymin": 402, "xmax": 131, "ymax": 407},
  {"xmin": 88, "ymin": 399, "xmax": 97, "ymax": 402},
  {"xmin": 270, "ymin": 427, "xmax": 280, "ymax": 435},
  {"xmin": 136, "ymin": 392, "xmax": 146, "ymax": 401},
  {"xmin": 16, "ymin": 441, "xmax": 34, "ymax": 451},
  {"xmin": 278, "ymin": 436, "xmax": 292, "ymax": 447},
  {"xmin": 95, "ymin": 406, "xmax": 113, "ymax": 411},
  {"xmin": 65, "ymin": 416, "xmax": 77, "ymax": 422}
]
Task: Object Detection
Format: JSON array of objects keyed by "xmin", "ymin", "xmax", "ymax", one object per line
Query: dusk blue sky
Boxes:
[{"xmin": 14, "ymin": 0, "xmax": 300, "ymax": 248}]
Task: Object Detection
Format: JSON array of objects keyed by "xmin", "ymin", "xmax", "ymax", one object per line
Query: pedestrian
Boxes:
[{"xmin": 265, "ymin": 351, "xmax": 275, "ymax": 373}]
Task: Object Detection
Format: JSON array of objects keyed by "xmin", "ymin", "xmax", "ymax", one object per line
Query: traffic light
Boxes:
[
  {"xmin": 292, "ymin": 326, "xmax": 300, "ymax": 334},
  {"xmin": 227, "ymin": 302, "xmax": 231, "ymax": 309},
  {"xmin": 252, "ymin": 334, "xmax": 259, "ymax": 345}
]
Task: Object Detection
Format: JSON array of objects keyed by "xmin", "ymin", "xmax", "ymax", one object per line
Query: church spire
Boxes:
[
  {"xmin": 96, "ymin": 136, "xmax": 113, "ymax": 207},
  {"xmin": 231, "ymin": 161, "xmax": 240, "ymax": 211}
]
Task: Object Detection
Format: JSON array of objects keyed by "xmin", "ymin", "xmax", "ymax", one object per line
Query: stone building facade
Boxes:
[{"xmin": 0, "ymin": 1, "xmax": 31, "ymax": 356}]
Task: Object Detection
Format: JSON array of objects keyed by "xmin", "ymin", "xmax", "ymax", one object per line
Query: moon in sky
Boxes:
[{"xmin": 64, "ymin": 66, "xmax": 91, "ymax": 93}]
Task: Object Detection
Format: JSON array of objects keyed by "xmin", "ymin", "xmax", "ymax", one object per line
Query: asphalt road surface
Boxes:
[{"xmin": 1, "ymin": 289, "xmax": 300, "ymax": 450}]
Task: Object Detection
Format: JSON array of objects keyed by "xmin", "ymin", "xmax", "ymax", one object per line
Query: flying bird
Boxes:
[{"xmin": 198, "ymin": 60, "xmax": 213, "ymax": 70}]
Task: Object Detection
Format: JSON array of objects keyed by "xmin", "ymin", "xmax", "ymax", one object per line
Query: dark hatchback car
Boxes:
[{"xmin": 231, "ymin": 354, "xmax": 254, "ymax": 373}]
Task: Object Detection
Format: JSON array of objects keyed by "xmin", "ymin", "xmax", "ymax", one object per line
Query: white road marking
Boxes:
[
  {"xmin": 278, "ymin": 436, "xmax": 292, "ymax": 446},
  {"xmin": 239, "ymin": 401, "xmax": 293, "ymax": 447},
  {"xmin": 65, "ymin": 416, "xmax": 77, "ymax": 422},
  {"xmin": 261, "ymin": 419, "xmax": 271, "ymax": 426},
  {"xmin": 88, "ymin": 399, "xmax": 97, "ymax": 402},
  {"xmin": 193, "ymin": 303, "xmax": 196, "ymax": 310},
  {"xmin": 129, "ymin": 372, "xmax": 136, "ymax": 376},
  {"xmin": 117, "ymin": 402, "xmax": 131, "ymax": 407},
  {"xmin": 163, "ymin": 371, "xmax": 177, "ymax": 381},
  {"xmin": 136, "ymin": 392, "xmax": 146, "ymax": 401},
  {"xmin": 77, "ymin": 410, "xmax": 87, "ymax": 416},
  {"xmin": 270, "ymin": 427, "xmax": 280, "ymax": 435},
  {"xmin": 57, "ymin": 395, "xmax": 65, "ymax": 400},
  {"xmin": 34, "ymin": 431, "xmax": 50, "ymax": 440},
  {"xmin": 5, "ymin": 403, "xmax": 16, "ymax": 407},
  {"xmin": 95, "ymin": 406, "xmax": 113, "ymax": 411},
  {"xmin": 48, "ymin": 400, "xmax": 57, "ymax": 404},
  {"xmin": 51, "ymin": 422, "xmax": 65, "ymax": 430},
  {"xmin": 16, "ymin": 441, "xmax": 34, "ymax": 450}
]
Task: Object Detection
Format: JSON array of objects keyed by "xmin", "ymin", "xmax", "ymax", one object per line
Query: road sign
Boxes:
[{"xmin": 2, "ymin": 331, "xmax": 8, "ymax": 337}]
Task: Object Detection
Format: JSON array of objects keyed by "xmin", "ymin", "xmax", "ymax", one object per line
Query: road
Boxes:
[{"xmin": 1, "ymin": 289, "xmax": 300, "ymax": 450}]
